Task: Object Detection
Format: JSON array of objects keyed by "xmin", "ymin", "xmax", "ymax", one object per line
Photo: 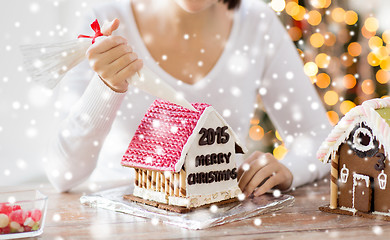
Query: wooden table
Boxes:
[{"xmin": 3, "ymin": 178, "xmax": 390, "ymax": 239}]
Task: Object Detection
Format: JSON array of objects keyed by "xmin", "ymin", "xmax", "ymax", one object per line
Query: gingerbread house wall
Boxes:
[
  {"xmin": 337, "ymin": 143, "xmax": 390, "ymax": 213},
  {"xmin": 133, "ymin": 168, "xmax": 187, "ymax": 203}
]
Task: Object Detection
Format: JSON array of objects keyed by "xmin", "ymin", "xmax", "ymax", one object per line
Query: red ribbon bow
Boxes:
[{"xmin": 78, "ymin": 19, "xmax": 103, "ymax": 44}]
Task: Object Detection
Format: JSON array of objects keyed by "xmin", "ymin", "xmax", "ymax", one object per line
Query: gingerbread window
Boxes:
[{"xmin": 348, "ymin": 124, "xmax": 379, "ymax": 158}]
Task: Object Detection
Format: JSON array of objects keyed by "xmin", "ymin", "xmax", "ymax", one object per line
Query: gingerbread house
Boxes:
[
  {"xmin": 317, "ymin": 97, "xmax": 390, "ymax": 220},
  {"xmin": 121, "ymin": 99, "xmax": 246, "ymax": 210}
]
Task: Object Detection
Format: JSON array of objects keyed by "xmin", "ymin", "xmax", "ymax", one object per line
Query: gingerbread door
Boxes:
[{"xmin": 352, "ymin": 173, "xmax": 372, "ymax": 213}]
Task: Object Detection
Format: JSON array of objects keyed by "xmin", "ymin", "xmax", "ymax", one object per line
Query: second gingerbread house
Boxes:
[{"xmin": 317, "ymin": 97, "xmax": 390, "ymax": 220}]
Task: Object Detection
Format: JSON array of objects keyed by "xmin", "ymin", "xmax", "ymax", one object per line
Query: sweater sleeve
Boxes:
[
  {"xmin": 258, "ymin": 7, "xmax": 332, "ymax": 190},
  {"xmin": 45, "ymin": 71, "xmax": 126, "ymax": 192}
]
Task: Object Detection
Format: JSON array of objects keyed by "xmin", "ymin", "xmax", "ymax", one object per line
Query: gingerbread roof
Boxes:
[
  {"xmin": 317, "ymin": 97, "xmax": 390, "ymax": 163},
  {"xmin": 121, "ymin": 99, "xmax": 245, "ymax": 172}
]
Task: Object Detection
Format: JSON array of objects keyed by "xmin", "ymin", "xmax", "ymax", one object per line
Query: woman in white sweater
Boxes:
[{"xmin": 46, "ymin": 0, "xmax": 331, "ymax": 195}]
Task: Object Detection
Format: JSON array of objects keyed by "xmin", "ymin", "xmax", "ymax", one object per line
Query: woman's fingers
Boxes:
[
  {"xmin": 237, "ymin": 151, "xmax": 294, "ymax": 197},
  {"xmin": 101, "ymin": 18, "xmax": 120, "ymax": 36},
  {"xmin": 237, "ymin": 151, "xmax": 264, "ymax": 179},
  {"xmin": 88, "ymin": 36, "xmax": 127, "ymax": 55},
  {"xmin": 114, "ymin": 59, "xmax": 143, "ymax": 86},
  {"xmin": 253, "ymin": 173, "xmax": 284, "ymax": 197},
  {"xmin": 241, "ymin": 163, "xmax": 278, "ymax": 196},
  {"xmin": 238, "ymin": 153, "xmax": 271, "ymax": 191},
  {"xmin": 86, "ymin": 34, "xmax": 142, "ymax": 92}
]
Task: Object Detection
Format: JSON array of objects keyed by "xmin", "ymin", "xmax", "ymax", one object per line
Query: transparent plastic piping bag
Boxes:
[{"xmin": 20, "ymin": 36, "xmax": 196, "ymax": 111}]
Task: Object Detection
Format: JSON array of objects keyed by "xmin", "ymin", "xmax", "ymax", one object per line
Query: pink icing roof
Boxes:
[
  {"xmin": 317, "ymin": 97, "xmax": 390, "ymax": 163},
  {"xmin": 121, "ymin": 99, "xmax": 210, "ymax": 172}
]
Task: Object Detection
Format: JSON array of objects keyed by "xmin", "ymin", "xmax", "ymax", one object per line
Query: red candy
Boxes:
[
  {"xmin": 9, "ymin": 210, "xmax": 26, "ymax": 225},
  {"xmin": 0, "ymin": 204, "xmax": 42, "ymax": 235},
  {"xmin": 12, "ymin": 205, "xmax": 21, "ymax": 211},
  {"xmin": 0, "ymin": 204, "xmax": 12, "ymax": 216},
  {"xmin": 31, "ymin": 209, "xmax": 41, "ymax": 222},
  {"xmin": 2, "ymin": 226, "xmax": 10, "ymax": 234}
]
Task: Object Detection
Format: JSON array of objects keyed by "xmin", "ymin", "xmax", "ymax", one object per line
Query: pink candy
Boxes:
[
  {"xmin": 0, "ymin": 203, "xmax": 42, "ymax": 235},
  {"xmin": 31, "ymin": 209, "xmax": 41, "ymax": 222},
  {"xmin": 0, "ymin": 204, "xmax": 12, "ymax": 216},
  {"xmin": 9, "ymin": 210, "xmax": 26, "ymax": 225}
]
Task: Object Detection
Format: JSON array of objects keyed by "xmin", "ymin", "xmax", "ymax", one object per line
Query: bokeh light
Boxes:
[
  {"xmin": 324, "ymin": 32, "xmax": 336, "ymax": 46},
  {"xmin": 310, "ymin": 33, "xmax": 325, "ymax": 48},
  {"xmin": 368, "ymin": 36, "xmax": 383, "ymax": 50},
  {"xmin": 273, "ymin": 145, "xmax": 288, "ymax": 160},
  {"xmin": 382, "ymin": 30, "xmax": 390, "ymax": 44},
  {"xmin": 316, "ymin": 73, "xmax": 331, "ymax": 88},
  {"xmin": 324, "ymin": 91, "xmax": 339, "ymax": 106},
  {"xmin": 365, "ymin": 17, "xmax": 379, "ymax": 32},
  {"xmin": 331, "ymin": 8, "xmax": 345, "ymax": 23},
  {"xmin": 271, "ymin": 0, "xmax": 286, "ymax": 12},
  {"xmin": 343, "ymin": 74, "xmax": 357, "ymax": 89},
  {"xmin": 344, "ymin": 10, "xmax": 358, "ymax": 25},
  {"xmin": 327, "ymin": 111, "xmax": 339, "ymax": 126},
  {"xmin": 307, "ymin": 10, "xmax": 322, "ymax": 26},
  {"xmin": 376, "ymin": 69, "xmax": 390, "ymax": 84},
  {"xmin": 348, "ymin": 42, "xmax": 362, "ymax": 57},
  {"xmin": 367, "ymin": 52, "xmax": 381, "ymax": 66},
  {"xmin": 380, "ymin": 57, "xmax": 390, "ymax": 71},
  {"xmin": 315, "ymin": 53, "xmax": 330, "ymax": 68},
  {"xmin": 288, "ymin": 27, "xmax": 302, "ymax": 41},
  {"xmin": 361, "ymin": 79, "xmax": 375, "ymax": 95},
  {"xmin": 304, "ymin": 62, "xmax": 318, "ymax": 76},
  {"xmin": 340, "ymin": 100, "xmax": 356, "ymax": 115},
  {"xmin": 249, "ymin": 125, "xmax": 264, "ymax": 141}
]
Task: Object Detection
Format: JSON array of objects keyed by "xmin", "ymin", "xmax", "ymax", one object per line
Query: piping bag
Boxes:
[{"xmin": 20, "ymin": 19, "xmax": 196, "ymax": 111}]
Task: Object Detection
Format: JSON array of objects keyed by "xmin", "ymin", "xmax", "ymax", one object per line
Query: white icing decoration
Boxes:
[
  {"xmin": 373, "ymin": 211, "xmax": 390, "ymax": 216},
  {"xmin": 317, "ymin": 98, "xmax": 390, "ymax": 164},
  {"xmin": 340, "ymin": 164, "xmax": 349, "ymax": 183},
  {"xmin": 133, "ymin": 185, "xmax": 241, "ymax": 208},
  {"xmin": 352, "ymin": 127, "xmax": 374, "ymax": 152},
  {"xmin": 352, "ymin": 173, "xmax": 371, "ymax": 210},
  {"xmin": 185, "ymin": 110, "xmax": 240, "ymax": 197},
  {"xmin": 378, "ymin": 170, "xmax": 387, "ymax": 190},
  {"xmin": 339, "ymin": 206, "xmax": 357, "ymax": 214}
]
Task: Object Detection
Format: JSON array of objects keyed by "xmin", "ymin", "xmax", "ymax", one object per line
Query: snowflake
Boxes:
[
  {"xmin": 242, "ymin": 163, "xmax": 250, "ymax": 171},
  {"xmin": 259, "ymin": 87, "xmax": 267, "ymax": 96},
  {"xmin": 3, "ymin": 169, "xmax": 10, "ymax": 176},
  {"xmin": 308, "ymin": 164, "xmax": 316, "ymax": 172},
  {"xmin": 311, "ymin": 102, "xmax": 319, "ymax": 110},
  {"xmin": 253, "ymin": 218, "xmax": 262, "ymax": 226},
  {"xmin": 286, "ymin": 71, "xmax": 294, "ymax": 80},
  {"xmin": 16, "ymin": 159, "xmax": 27, "ymax": 169},
  {"xmin": 230, "ymin": 86, "xmax": 242, "ymax": 97},
  {"xmin": 273, "ymin": 189, "xmax": 281, "ymax": 198},
  {"xmin": 52, "ymin": 213, "xmax": 61, "ymax": 222},
  {"xmin": 372, "ymin": 226, "xmax": 383, "ymax": 235},
  {"xmin": 209, "ymin": 205, "xmax": 218, "ymax": 213},
  {"xmin": 273, "ymin": 102, "xmax": 282, "ymax": 110},
  {"xmin": 26, "ymin": 127, "xmax": 38, "ymax": 138},
  {"xmin": 222, "ymin": 109, "xmax": 231, "ymax": 118},
  {"xmin": 151, "ymin": 218, "xmax": 159, "ymax": 226},
  {"xmin": 238, "ymin": 193, "xmax": 245, "ymax": 201}
]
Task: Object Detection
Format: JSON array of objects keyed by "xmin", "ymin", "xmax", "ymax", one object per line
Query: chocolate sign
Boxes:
[{"xmin": 187, "ymin": 168, "xmax": 237, "ymax": 185}]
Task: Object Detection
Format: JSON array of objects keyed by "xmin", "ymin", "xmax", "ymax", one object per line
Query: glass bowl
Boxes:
[{"xmin": 0, "ymin": 190, "xmax": 48, "ymax": 239}]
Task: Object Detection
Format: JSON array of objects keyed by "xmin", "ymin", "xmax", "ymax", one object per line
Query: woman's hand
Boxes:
[
  {"xmin": 238, "ymin": 151, "xmax": 293, "ymax": 197},
  {"xmin": 86, "ymin": 19, "xmax": 143, "ymax": 93}
]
